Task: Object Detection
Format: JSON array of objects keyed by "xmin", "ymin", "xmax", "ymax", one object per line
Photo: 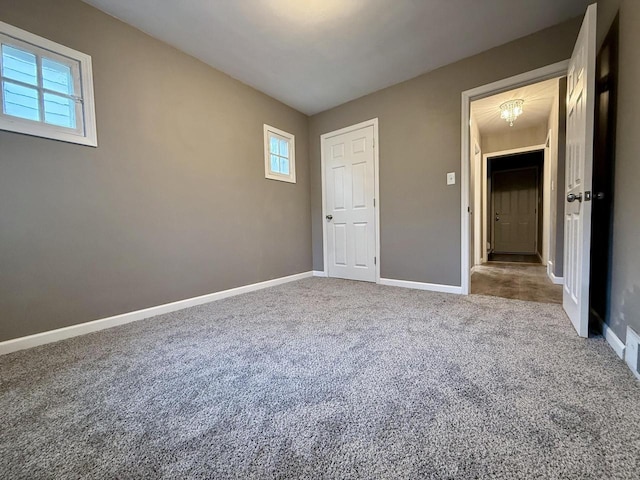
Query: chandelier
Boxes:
[{"xmin": 500, "ymin": 99, "xmax": 524, "ymax": 127}]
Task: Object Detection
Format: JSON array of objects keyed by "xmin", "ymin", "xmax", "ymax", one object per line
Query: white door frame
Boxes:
[
  {"xmin": 460, "ymin": 60, "xmax": 569, "ymax": 294},
  {"xmin": 480, "ymin": 144, "xmax": 546, "ymax": 263},
  {"xmin": 321, "ymin": 118, "xmax": 381, "ymax": 283},
  {"xmin": 543, "ymin": 130, "xmax": 552, "ymax": 266},
  {"xmin": 473, "ymin": 140, "xmax": 482, "ymax": 266}
]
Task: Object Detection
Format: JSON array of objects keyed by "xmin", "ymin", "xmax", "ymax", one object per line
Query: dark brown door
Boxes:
[{"xmin": 493, "ymin": 168, "xmax": 538, "ymax": 254}]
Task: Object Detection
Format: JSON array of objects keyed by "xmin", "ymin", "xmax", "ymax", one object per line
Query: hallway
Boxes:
[{"xmin": 471, "ymin": 263, "xmax": 562, "ymax": 304}]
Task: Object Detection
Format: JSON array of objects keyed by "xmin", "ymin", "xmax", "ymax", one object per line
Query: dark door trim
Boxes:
[{"xmin": 589, "ymin": 16, "xmax": 619, "ymax": 335}]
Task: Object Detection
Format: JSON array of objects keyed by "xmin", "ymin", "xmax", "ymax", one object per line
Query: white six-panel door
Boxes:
[
  {"xmin": 323, "ymin": 124, "xmax": 376, "ymax": 282},
  {"xmin": 563, "ymin": 4, "xmax": 597, "ymax": 337}
]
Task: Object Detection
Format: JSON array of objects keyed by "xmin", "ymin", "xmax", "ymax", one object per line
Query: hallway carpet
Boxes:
[
  {"xmin": 1, "ymin": 278, "xmax": 639, "ymax": 479},
  {"xmin": 471, "ymin": 262, "xmax": 563, "ymax": 304}
]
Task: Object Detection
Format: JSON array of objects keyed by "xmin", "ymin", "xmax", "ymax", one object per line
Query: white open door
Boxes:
[{"xmin": 563, "ymin": 3, "xmax": 597, "ymax": 337}]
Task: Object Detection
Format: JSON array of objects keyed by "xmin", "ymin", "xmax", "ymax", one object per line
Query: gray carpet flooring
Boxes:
[{"xmin": 1, "ymin": 278, "xmax": 639, "ymax": 479}]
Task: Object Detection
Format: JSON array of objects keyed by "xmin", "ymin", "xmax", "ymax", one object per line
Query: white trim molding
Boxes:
[
  {"xmin": 379, "ymin": 278, "xmax": 463, "ymax": 295},
  {"xmin": 461, "ymin": 60, "xmax": 570, "ymax": 295},
  {"xmin": 549, "ymin": 273, "xmax": 564, "ymax": 285},
  {"xmin": 598, "ymin": 319, "xmax": 626, "ymax": 360},
  {"xmin": 625, "ymin": 327, "xmax": 640, "ymax": 380},
  {"xmin": 312, "ymin": 270, "xmax": 327, "ymax": 277},
  {"xmin": 547, "ymin": 262, "xmax": 564, "ymax": 285},
  {"xmin": 0, "ymin": 271, "xmax": 313, "ymax": 356}
]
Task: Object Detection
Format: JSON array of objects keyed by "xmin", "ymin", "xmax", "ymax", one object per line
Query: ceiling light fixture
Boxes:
[{"xmin": 500, "ymin": 99, "xmax": 524, "ymax": 127}]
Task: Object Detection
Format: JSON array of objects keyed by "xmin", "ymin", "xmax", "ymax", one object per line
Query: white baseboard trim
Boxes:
[
  {"xmin": 312, "ymin": 271, "xmax": 327, "ymax": 277},
  {"xmin": 379, "ymin": 278, "xmax": 463, "ymax": 295},
  {"xmin": 546, "ymin": 261, "xmax": 564, "ymax": 285},
  {"xmin": 548, "ymin": 271, "xmax": 564, "ymax": 285},
  {"xmin": 602, "ymin": 321, "xmax": 626, "ymax": 360},
  {"xmin": 0, "ymin": 271, "xmax": 313, "ymax": 356},
  {"xmin": 625, "ymin": 327, "xmax": 640, "ymax": 380}
]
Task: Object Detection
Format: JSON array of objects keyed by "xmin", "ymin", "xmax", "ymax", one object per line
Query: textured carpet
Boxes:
[
  {"xmin": 1, "ymin": 278, "xmax": 639, "ymax": 479},
  {"xmin": 472, "ymin": 263, "xmax": 563, "ymax": 304}
]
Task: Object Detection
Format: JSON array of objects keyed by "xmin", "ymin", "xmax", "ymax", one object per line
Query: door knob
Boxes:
[
  {"xmin": 326, "ymin": 215, "xmax": 333, "ymax": 220},
  {"xmin": 567, "ymin": 193, "xmax": 583, "ymax": 203}
]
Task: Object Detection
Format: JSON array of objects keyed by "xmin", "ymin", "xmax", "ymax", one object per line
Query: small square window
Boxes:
[
  {"xmin": 0, "ymin": 21, "xmax": 97, "ymax": 147},
  {"xmin": 264, "ymin": 124, "xmax": 295, "ymax": 183}
]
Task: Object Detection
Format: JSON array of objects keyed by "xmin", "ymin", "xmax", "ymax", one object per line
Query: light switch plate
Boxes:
[
  {"xmin": 625, "ymin": 327, "xmax": 640, "ymax": 380},
  {"xmin": 447, "ymin": 172, "xmax": 456, "ymax": 185}
]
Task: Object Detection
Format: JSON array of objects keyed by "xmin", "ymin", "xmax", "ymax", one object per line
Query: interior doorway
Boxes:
[
  {"xmin": 462, "ymin": 4, "xmax": 602, "ymax": 338},
  {"xmin": 490, "ymin": 156, "xmax": 542, "ymax": 260},
  {"xmin": 465, "ymin": 74, "xmax": 565, "ymax": 304},
  {"xmin": 473, "ymin": 148, "xmax": 560, "ymax": 303}
]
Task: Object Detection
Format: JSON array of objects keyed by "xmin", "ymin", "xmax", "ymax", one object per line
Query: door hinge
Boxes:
[
  {"xmin": 374, "ymin": 257, "xmax": 377, "ymax": 265},
  {"xmin": 372, "ymin": 138, "xmax": 375, "ymax": 148},
  {"xmin": 373, "ymin": 198, "xmax": 376, "ymax": 207}
]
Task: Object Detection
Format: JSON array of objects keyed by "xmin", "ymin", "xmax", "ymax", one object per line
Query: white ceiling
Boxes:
[
  {"xmin": 82, "ymin": 0, "xmax": 590, "ymax": 115},
  {"xmin": 471, "ymin": 79, "xmax": 559, "ymax": 135}
]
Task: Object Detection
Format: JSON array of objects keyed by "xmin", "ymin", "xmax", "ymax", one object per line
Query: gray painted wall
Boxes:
[
  {"xmin": 482, "ymin": 125, "xmax": 548, "ymax": 155},
  {"xmin": 309, "ymin": 19, "xmax": 582, "ymax": 285},
  {"xmin": 0, "ymin": 0, "xmax": 311, "ymax": 342},
  {"xmin": 597, "ymin": 0, "xmax": 640, "ymax": 342}
]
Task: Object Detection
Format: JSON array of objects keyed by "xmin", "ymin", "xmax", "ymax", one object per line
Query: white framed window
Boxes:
[
  {"xmin": 264, "ymin": 124, "xmax": 295, "ymax": 183},
  {"xmin": 0, "ymin": 21, "xmax": 97, "ymax": 147}
]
